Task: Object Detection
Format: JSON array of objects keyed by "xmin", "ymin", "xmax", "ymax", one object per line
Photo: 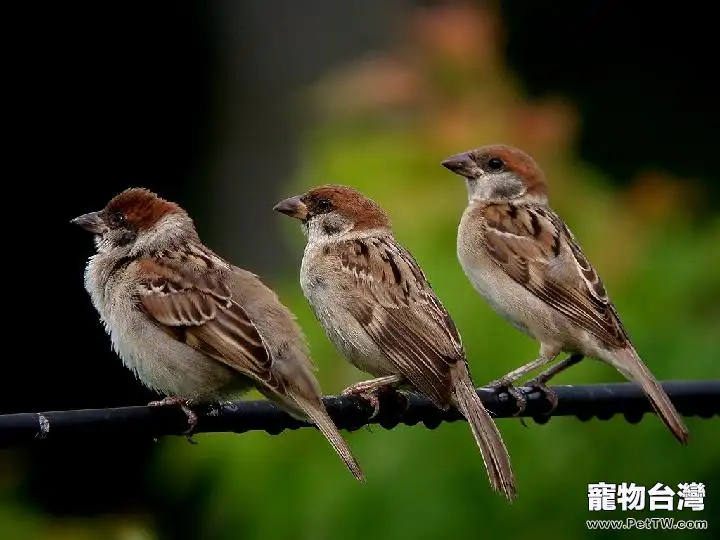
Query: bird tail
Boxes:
[
  {"xmin": 290, "ymin": 393, "xmax": 366, "ymax": 482},
  {"xmin": 451, "ymin": 361, "xmax": 516, "ymax": 501},
  {"xmin": 609, "ymin": 347, "xmax": 689, "ymax": 444}
]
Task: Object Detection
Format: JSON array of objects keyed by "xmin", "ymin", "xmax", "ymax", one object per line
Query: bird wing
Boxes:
[
  {"xmin": 331, "ymin": 235, "xmax": 465, "ymax": 407},
  {"xmin": 133, "ymin": 245, "xmax": 287, "ymax": 392},
  {"xmin": 477, "ymin": 202, "xmax": 629, "ymax": 347}
]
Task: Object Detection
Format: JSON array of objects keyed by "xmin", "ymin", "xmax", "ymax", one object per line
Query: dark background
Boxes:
[{"xmin": 5, "ymin": 1, "xmax": 717, "ymax": 538}]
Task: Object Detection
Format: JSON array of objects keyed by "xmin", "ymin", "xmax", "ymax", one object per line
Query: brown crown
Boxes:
[{"xmin": 104, "ymin": 187, "xmax": 183, "ymax": 230}]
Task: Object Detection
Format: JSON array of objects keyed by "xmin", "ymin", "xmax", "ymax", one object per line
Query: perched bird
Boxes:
[
  {"xmin": 442, "ymin": 144, "xmax": 690, "ymax": 444},
  {"xmin": 71, "ymin": 187, "xmax": 365, "ymax": 481},
  {"xmin": 274, "ymin": 185, "xmax": 517, "ymax": 500}
]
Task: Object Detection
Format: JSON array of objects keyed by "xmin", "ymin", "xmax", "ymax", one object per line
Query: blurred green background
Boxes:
[{"xmin": 4, "ymin": 1, "xmax": 718, "ymax": 539}]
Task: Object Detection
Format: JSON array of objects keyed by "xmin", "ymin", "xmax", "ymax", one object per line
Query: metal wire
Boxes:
[{"xmin": 0, "ymin": 380, "xmax": 717, "ymax": 448}]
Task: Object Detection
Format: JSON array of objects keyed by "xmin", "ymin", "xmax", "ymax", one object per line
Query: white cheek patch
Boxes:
[
  {"xmin": 307, "ymin": 215, "xmax": 355, "ymax": 244},
  {"xmin": 467, "ymin": 173, "xmax": 525, "ymax": 201}
]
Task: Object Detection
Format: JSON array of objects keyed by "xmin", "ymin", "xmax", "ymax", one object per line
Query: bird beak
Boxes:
[
  {"xmin": 70, "ymin": 211, "xmax": 106, "ymax": 234},
  {"xmin": 441, "ymin": 152, "xmax": 478, "ymax": 179},
  {"xmin": 273, "ymin": 196, "xmax": 309, "ymax": 221}
]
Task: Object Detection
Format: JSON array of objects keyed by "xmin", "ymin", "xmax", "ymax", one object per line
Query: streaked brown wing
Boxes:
[
  {"xmin": 479, "ymin": 202, "xmax": 628, "ymax": 347},
  {"xmin": 134, "ymin": 248, "xmax": 282, "ymax": 390},
  {"xmin": 334, "ymin": 236, "xmax": 464, "ymax": 407}
]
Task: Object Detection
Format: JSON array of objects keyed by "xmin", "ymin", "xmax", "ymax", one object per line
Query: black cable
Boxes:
[{"xmin": 1, "ymin": 380, "xmax": 717, "ymax": 449}]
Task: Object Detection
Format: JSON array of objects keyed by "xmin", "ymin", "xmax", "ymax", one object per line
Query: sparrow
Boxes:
[
  {"xmin": 441, "ymin": 144, "xmax": 690, "ymax": 444},
  {"xmin": 71, "ymin": 187, "xmax": 365, "ymax": 481},
  {"xmin": 274, "ymin": 185, "xmax": 517, "ymax": 501}
]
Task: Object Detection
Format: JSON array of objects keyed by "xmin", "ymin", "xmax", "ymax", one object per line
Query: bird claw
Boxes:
[
  {"xmin": 148, "ymin": 396, "xmax": 199, "ymax": 443},
  {"xmin": 524, "ymin": 379, "xmax": 559, "ymax": 415},
  {"xmin": 488, "ymin": 378, "xmax": 527, "ymax": 416},
  {"xmin": 342, "ymin": 387, "xmax": 381, "ymax": 419}
]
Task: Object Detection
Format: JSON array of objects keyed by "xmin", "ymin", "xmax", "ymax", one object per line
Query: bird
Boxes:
[
  {"xmin": 441, "ymin": 144, "xmax": 690, "ymax": 444},
  {"xmin": 71, "ymin": 187, "xmax": 365, "ymax": 481},
  {"xmin": 274, "ymin": 184, "xmax": 517, "ymax": 500}
]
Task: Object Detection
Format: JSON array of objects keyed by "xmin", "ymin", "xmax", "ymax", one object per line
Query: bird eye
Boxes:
[
  {"xmin": 316, "ymin": 199, "xmax": 332, "ymax": 213},
  {"xmin": 107, "ymin": 211, "xmax": 125, "ymax": 228},
  {"xmin": 487, "ymin": 157, "xmax": 505, "ymax": 171}
]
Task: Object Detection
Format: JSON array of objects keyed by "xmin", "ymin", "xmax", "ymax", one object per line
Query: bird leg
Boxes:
[
  {"xmin": 148, "ymin": 396, "xmax": 198, "ymax": 444},
  {"xmin": 523, "ymin": 354, "xmax": 584, "ymax": 414},
  {"xmin": 487, "ymin": 351, "xmax": 557, "ymax": 415},
  {"xmin": 342, "ymin": 375, "xmax": 406, "ymax": 419}
]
